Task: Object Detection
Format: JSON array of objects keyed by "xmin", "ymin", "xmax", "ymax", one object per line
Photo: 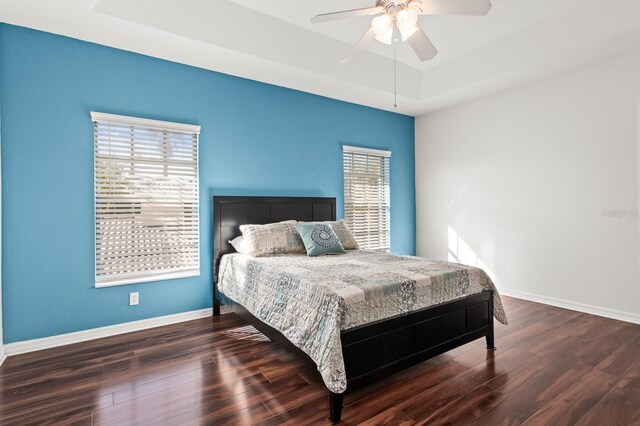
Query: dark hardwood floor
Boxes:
[{"xmin": 1, "ymin": 296, "xmax": 639, "ymax": 425}]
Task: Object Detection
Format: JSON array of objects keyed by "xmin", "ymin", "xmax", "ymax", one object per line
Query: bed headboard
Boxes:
[{"xmin": 212, "ymin": 195, "xmax": 336, "ymax": 313}]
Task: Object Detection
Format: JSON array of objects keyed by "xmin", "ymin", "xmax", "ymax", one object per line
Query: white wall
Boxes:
[{"xmin": 416, "ymin": 48, "xmax": 640, "ymax": 323}]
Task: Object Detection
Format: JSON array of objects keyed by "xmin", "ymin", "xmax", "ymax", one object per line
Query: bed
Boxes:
[{"xmin": 212, "ymin": 196, "xmax": 507, "ymax": 423}]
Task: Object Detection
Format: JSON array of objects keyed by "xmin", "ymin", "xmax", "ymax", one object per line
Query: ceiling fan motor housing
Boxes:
[{"xmin": 377, "ymin": 0, "xmax": 422, "ymax": 13}]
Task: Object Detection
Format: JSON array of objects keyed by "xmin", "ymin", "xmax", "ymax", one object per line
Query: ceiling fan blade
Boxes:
[
  {"xmin": 417, "ymin": 0, "xmax": 491, "ymax": 16},
  {"xmin": 407, "ymin": 24, "xmax": 438, "ymax": 61},
  {"xmin": 311, "ymin": 6, "xmax": 384, "ymax": 24},
  {"xmin": 343, "ymin": 28, "xmax": 376, "ymax": 63}
]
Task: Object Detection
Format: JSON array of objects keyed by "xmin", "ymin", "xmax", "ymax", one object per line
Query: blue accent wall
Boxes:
[{"xmin": 0, "ymin": 24, "xmax": 415, "ymax": 343}]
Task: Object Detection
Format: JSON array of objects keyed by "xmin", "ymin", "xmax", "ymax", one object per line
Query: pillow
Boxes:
[
  {"xmin": 239, "ymin": 220, "xmax": 305, "ymax": 257},
  {"xmin": 328, "ymin": 220, "xmax": 359, "ymax": 250},
  {"xmin": 228, "ymin": 235, "xmax": 249, "ymax": 255},
  {"xmin": 299, "ymin": 220, "xmax": 359, "ymax": 250},
  {"xmin": 295, "ymin": 222, "xmax": 346, "ymax": 257}
]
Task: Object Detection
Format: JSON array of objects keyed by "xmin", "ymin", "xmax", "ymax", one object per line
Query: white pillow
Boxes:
[
  {"xmin": 328, "ymin": 220, "xmax": 359, "ymax": 250},
  {"xmin": 228, "ymin": 235, "xmax": 250, "ymax": 255},
  {"xmin": 239, "ymin": 220, "xmax": 306, "ymax": 257}
]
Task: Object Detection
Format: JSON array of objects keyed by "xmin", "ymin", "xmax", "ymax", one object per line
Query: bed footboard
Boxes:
[
  {"xmin": 341, "ymin": 291, "xmax": 494, "ymax": 392},
  {"xmin": 217, "ymin": 290, "xmax": 495, "ymax": 424}
]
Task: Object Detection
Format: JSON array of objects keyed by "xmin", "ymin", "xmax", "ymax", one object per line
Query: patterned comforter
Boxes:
[{"xmin": 218, "ymin": 250, "xmax": 507, "ymax": 394}]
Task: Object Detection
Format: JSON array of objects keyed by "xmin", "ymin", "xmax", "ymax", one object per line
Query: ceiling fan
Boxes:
[{"xmin": 311, "ymin": 0, "xmax": 492, "ymax": 63}]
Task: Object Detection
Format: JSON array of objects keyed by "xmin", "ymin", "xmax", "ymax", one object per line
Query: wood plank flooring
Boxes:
[{"xmin": 1, "ymin": 296, "xmax": 639, "ymax": 425}]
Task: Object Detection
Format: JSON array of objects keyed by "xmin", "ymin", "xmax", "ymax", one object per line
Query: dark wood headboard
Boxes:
[{"xmin": 212, "ymin": 195, "xmax": 336, "ymax": 314}]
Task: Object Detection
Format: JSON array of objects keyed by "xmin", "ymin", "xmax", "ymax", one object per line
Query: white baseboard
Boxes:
[
  {"xmin": 5, "ymin": 289, "xmax": 638, "ymax": 358},
  {"xmin": 499, "ymin": 287, "xmax": 640, "ymax": 325},
  {"xmin": 5, "ymin": 308, "xmax": 213, "ymax": 356}
]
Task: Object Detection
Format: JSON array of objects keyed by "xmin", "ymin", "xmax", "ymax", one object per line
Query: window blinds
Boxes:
[
  {"xmin": 92, "ymin": 112, "xmax": 200, "ymax": 287},
  {"xmin": 343, "ymin": 145, "xmax": 391, "ymax": 251}
]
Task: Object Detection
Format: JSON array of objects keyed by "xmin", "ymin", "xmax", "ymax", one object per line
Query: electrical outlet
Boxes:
[{"xmin": 129, "ymin": 292, "xmax": 139, "ymax": 306}]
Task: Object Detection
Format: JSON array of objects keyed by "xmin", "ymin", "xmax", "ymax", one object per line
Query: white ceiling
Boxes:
[
  {"xmin": 1, "ymin": 0, "xmax": 640, "ymax": 116},
  {"xmin": 231, "ymin": 0, "xmax": 583, "ymax": 71}
]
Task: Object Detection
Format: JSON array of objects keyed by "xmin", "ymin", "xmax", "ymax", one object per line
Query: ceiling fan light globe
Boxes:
[
  {"xmin": 396, "ymin": 8, "xmax": 419, "ymax": 30},
  {"xmin": 396, "ymin": 8, "xmax": 419, "ymax": 40},
  {"xmin": 371, "ymin": 14, "xmax": 393, "ymax": 37},
  {"xmin": 375, "ymin": 31, "xmax": 393, "ymax": 45}
]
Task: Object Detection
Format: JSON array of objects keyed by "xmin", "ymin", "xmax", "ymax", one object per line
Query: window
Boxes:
[
  {"xmin": 343, "ymin": 145, "xmax": 391, "ymax": 251},
  {"xmin": 92, "ymin": 112, "xmax": 200, "ymax": 287}
]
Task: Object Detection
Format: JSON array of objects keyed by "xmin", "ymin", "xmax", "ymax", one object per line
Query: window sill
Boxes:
[{"xmin": 95, "ymin": 269, "xmax": 200, "ymax": 288}]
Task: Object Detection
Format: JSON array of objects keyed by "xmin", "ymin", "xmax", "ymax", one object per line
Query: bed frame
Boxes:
[{"xmin": 213, "ymin": 196, "xmax": 495, "ymax": 424}]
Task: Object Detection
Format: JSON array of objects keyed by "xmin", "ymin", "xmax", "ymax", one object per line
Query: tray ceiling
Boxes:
[{"xmin": 1, "ymin": 0, "xmax": 640, "ymax": 115}]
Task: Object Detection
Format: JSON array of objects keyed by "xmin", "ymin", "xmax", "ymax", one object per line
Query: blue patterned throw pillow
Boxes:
[{"xmin": 295, "ymin": 222, "xmax": 346, "ymax": 257}]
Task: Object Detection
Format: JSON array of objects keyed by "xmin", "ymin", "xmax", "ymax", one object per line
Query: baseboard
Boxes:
[
  {"xmin": 499, "ymin": 287, "xmax": 640, "ymax": 325},
  {"xmin": 5, "ymin": 308, "xmax": 213, "ymax": 356},
  {"xmin": 5, "ymin": 289, "xmax": 638, "ymax": 357}
]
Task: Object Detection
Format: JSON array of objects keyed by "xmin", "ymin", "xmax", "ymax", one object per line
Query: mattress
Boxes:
[{"xmin": 218, "ymin": 249, "xmax": 507, "ymax": 394}]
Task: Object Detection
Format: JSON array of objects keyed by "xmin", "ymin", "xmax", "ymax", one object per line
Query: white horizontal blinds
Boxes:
[
  {"xmin": 92, "ymin": 112, "xmax": 200, "ymax": 287},
  {"xmin": 343, "ymin": 146, "xmax": 391, "ymax": 251}
]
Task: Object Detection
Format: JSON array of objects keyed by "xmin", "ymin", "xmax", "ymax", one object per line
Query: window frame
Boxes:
[
  {"xmin": 91, "ymin": 112, "xmax": 201, "ymax": 288},
  {"xmin": 342, "ymin": 145, "xmax": 392, "ymax": 252}
]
